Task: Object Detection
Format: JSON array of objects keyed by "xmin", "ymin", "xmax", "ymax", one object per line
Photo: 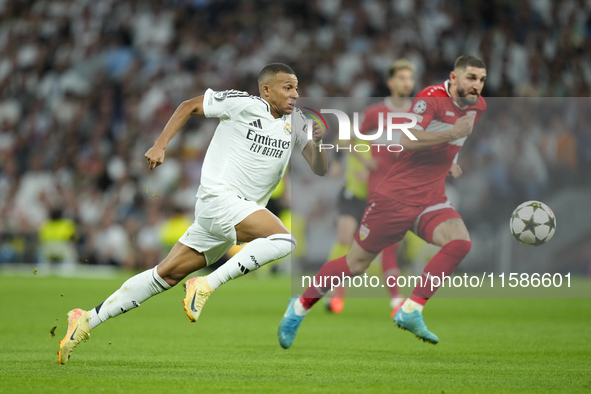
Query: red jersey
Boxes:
[
  {"xmin": 375, "ymin": 80, "xmax": 487, "ymax": 206},
  {"xmin": 360, "ymin": 98, "xmax": 411, "ymax": 194}
]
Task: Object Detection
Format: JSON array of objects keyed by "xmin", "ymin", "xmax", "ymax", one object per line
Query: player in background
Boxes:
[
  {"xmin": 326, "ymin": 59, "xmax": 415, "ymax": 316},
  {"xmin": 279, "ymin": 55, "xmax": 487, "ymax": 348},
  {"xmin": 57, "ymin": 63, "xmax": 328, "ymax": 364}
]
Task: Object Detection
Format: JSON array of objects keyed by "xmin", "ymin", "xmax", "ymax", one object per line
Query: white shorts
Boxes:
[{"xmin": 179, "ymin": 190, "xmax": 265, "ymax": 266}]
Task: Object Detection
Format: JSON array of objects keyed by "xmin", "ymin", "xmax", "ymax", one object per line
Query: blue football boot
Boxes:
[
  {"xmin": 394, "ymin": 308, "xmax": 439, "ymax": 344},
  {"xmin": 278, "ymin": 297, "xmax": 306, "ymax": 349}
]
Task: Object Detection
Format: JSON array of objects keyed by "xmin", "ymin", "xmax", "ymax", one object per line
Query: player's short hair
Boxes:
[
  {"xmin": 388, "ymin": 59, "xmax": 415, "ymax": 78},
  {"xmin": 454, "ymin": 55, "xmax": 486, "ymax": 72},
  {"xmin": 258, "ymin": 63, "xmax": 295, "ymax": 88}
]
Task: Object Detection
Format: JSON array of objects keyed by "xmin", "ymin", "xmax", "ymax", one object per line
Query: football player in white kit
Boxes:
[{"xmin": 58, "ymin": 63, "xmax": 327, "ymax": 364}]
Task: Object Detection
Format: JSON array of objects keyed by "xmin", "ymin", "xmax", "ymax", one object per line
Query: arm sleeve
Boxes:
[
  {"xmin": 409, "ymin": 96, "xmax": 438, "ymax": 131},
  {"xmin": 203, "ymin": 89, "xmax": 250, "ymax": 120}
]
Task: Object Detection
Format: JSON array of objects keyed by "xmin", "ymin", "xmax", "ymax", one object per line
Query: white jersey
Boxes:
[{"xmin": 198, "ymin": 88, "xmax": 309, "ymax": 206}]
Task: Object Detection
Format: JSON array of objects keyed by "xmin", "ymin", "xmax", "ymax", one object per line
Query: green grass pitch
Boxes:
[{"xmin": 1, "ymin": 273, "xmax": 590, "ymax": 393}]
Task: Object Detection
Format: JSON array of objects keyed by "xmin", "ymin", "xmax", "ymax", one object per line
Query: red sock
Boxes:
[
  {"xmin": 300, "ymin": 255, "xmax": 352, "ymax": 309},
  {"xmin": 381, "ymin": 243, "xmax": 400, "ymax": 298},
  {"xmin": 410, "ymin": 240, "xmax": 471, "ymax": 305}
]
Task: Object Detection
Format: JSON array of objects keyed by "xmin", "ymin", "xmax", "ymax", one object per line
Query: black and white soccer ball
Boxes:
[{"xmin": 509, "ymin": 200, "xmax": 556, "ymax": 246}]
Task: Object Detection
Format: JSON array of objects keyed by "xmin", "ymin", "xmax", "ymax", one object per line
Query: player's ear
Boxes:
[
  {"xmin": 260, "ymin": 83, "xmax": 270, "ymax": 99},
  {"xmin": 450, "ymin": 70, "xmax": 457, "ymax": 84}
]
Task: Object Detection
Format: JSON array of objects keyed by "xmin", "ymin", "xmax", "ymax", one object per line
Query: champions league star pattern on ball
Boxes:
[{"xmin": 510, "ymin": 201, "xmax": 557, "ymax": 246}]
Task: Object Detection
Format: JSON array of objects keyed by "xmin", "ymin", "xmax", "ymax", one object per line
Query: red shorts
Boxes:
[{"xmin": 353, "ymin": 192, "xmax": 461, "ymax": 254}]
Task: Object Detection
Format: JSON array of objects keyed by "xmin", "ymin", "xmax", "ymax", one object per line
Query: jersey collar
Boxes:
[
  {"xmin": 256, "ymin": 96, "xmax": 272, "ymax": 115},
  {"xmin": 257, "ymin": 97, "xmax": 290, "ymax": 121}
]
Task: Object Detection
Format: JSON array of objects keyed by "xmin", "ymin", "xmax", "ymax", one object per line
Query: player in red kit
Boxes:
[
  {"xmin": 279, "ymin": 55, "xmax": 487, "ymax": 348},
  {"xmin": 326, "ymin": 59, "xmax": 415, "ymax": 316}
]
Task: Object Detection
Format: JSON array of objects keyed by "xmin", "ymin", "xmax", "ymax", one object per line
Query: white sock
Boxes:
[
  {"xmin": 206, "ymin": 234, "xmax": 296, "ymax": 290},
  {"xmin": 293, "ymin": 298, "xmax": 309, "ymax": 316},
  {"xmin": 401, "ymin": 298, "xmax": 424, "ymax": 314},
  {"xmin": 390, "ymin": 297, "xmax": 404, "ymax": 310},
  {"xmin": 88, "ymin": 267, "xmax": 171, "ymax": 329}
]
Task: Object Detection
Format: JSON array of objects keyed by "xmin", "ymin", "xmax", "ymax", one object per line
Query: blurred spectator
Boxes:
[
  {"xmin": 38, "ymin": 207, "xmax": 78, "ymax": 268},
  {"xmin": 14, "ymin": 154, "xmax": 57, "ymax": 231},
  {"xmin": 136, "ymin": 206, "xmax": 163, "ymax": 270},
  {"xmin": 554, "ymin": 118, "xmax": 579, "ymax": 185},
  {"xmin": 512, "ymin": 139, "xmax": 549, "ymax": 201},
  {"xmin": 0, "ymin": 0, "xmax": 590, "ymax": 267},
  {"xmin": 159, "ymin": 207, "xmax": 192, "ymax": 253},
  {"xmin": 93, "ymin": 209, "xmax": 131, "ymax": 266}
]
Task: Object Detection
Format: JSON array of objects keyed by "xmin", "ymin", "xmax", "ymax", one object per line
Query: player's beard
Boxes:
[{"xmin": 456, "ymin": 84, "xmax": 479, "ymax": 106}]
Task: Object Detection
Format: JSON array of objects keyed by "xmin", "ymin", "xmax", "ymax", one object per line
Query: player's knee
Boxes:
[
  {"xmin": 450, "ymin": 229, "xmax": 471, "ymax": 242},
  {"xmin": 434, "ymin": 226, "xmax": 470, "ymax": 246},
  {"xmin": 346, "ymin": 255, "xmax": 372, "ymax": 276},
  {"xmin": 348, "ymin": 262, "xmax": 369, "ymax": 276},
  {"xmin": 450, "ymin": 229, "xmax": 471, "ymax": 243}
]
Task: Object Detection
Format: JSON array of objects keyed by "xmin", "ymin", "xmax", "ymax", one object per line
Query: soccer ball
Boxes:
[{"xmin": 509, "ymin": 201, "xmax": 556, "ymax": 246}]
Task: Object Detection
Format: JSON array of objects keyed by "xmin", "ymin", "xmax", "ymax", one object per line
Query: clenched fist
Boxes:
[{"xmin": 145, "ymin": 145, "xmax": 166, "ymax": 170}]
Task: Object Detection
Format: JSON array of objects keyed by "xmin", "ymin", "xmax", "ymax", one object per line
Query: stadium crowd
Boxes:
[{"xmin": 0, "ymin": 0, "xmax": 590, "ymax": 267}]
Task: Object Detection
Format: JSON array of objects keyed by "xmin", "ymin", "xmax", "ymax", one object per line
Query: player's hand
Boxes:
[
  {"xmin": 145, "ymin": 145, "xmax": 166, "ymax": 170},
  {"xmin": 311, "ymin": 121, "xmax": 324, "ymax": 143},
  {"xmin": 361, "ymin": 157, "xmax": 378, "ymax": 171},
  {"xmin": 450, "ymin": 115, "xmax": 475, "ymax": 140},
  {"xmin": 448, "ymin": 162, "xmax": 462, "ymax": 178}
]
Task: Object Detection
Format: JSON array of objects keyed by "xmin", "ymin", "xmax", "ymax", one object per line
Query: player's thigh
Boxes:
[
  {"xmin": 156, "ymin": 242, "xmax": 207, "ymax": 286},
  {"xmin": 349, "ymin": 196, "xmax": 414, "ymax": 274},
  {"xmin": 346, "ymin": 240, "xmax": 378, "ymax": 275},
  {"xmin": 235, "ymin": 209, "xmax": 290, "ymax": 243},
  {"xmin": 336, "ymin": 214, "xmax": 359, "ymax": 245},
  {"xmin": 423, "ymin": 211, "xmax": 470, "ymax": 247}
]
